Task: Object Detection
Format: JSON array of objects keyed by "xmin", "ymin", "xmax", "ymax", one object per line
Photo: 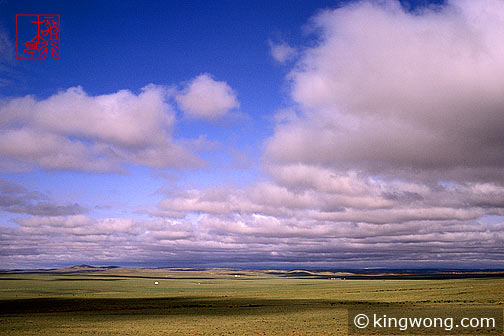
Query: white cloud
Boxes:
[
  {"xmin": 175, "ymin": 74, "xmax": 239, "ymax": 120},
  {"xmin": 269, "ymin": 40, "xmax": 297, "ymax": 64},
  {"xmin": 0, "ymin": 85, "xmax": 203, "ymax": 172},
  {"xmin": 266, "ymin": 0, "xmax": 504, "ymax": 182},
  {"xmin": 32, "ymin": 85, "xmax": 173, "ymax": 147}
]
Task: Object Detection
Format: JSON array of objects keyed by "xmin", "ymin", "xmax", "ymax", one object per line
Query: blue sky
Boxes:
[
  {"xmin": 1, "ymin": 0, "xmax": 504, "ymax": 269},
  {"xmin": 2, "ymin": 0, "xmax": 332, "ymax": 196}
]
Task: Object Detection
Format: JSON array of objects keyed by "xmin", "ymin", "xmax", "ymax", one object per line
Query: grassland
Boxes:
[{"xmin": 0, "ymin": 267, "xmax": 503, "ymax": 335}]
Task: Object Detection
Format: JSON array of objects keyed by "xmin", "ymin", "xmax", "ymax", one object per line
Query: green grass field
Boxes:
[{"xmin": 1, "ymin": 268, "xmax": 503, "ymax": 335}]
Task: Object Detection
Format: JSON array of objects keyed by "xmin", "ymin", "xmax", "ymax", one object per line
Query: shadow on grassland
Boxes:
[
  {"xmin": 0, "ymin": 272, "xmax": 217, "ymax": 280},
  {"xmin": 0, "ymin": 297, "xmax": 401, "ymax": 316},
  {"xmin": 49, "ymin": 278, "xmax": 126, "ymax": 281}
]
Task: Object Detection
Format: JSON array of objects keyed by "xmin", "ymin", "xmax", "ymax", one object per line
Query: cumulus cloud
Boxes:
[
  {"xmin": 269, "ymin": 40, "xmax": 297, "ymax": 63},
  {"xmin": 0, "ymin": 85, "xmax": 202, "ymax": 172},
  {"xmin": 266, "ymin": 0, "xmax": 504, "ymax": 182},
  {"xmin": 175, "ymin": 74, "xmax": 239, "ymax": 120}
]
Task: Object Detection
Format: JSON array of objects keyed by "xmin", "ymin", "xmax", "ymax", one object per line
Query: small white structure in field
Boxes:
[
  {"xmin": 234, "ymin": 274, "xmax": 240, "ymax": 278},
  {"xmin": 154, "ymin": 281, "xmax": 159, "ymax": 285}
]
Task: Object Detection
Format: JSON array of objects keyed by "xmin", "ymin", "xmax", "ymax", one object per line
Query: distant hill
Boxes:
[
  {"xmin": 1, "ymin": 266, "xmax": 504, "ymax": 280},
  {"xmin": 57, "ymin": 265, "xmax": 121, "ymax": 273}
]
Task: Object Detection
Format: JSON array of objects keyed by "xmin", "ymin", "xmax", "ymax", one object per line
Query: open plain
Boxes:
[{"xmin": 1, "ymin": 267, "xmax": 503, "ymax": 335}]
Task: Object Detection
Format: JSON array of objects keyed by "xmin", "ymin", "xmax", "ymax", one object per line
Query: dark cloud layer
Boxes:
[{"xmin": 0, "ymin": 179, "xmax": 85, "ymax": 216}]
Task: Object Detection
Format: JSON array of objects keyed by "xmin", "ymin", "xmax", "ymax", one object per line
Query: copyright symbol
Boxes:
[{"xmin": 354, "ymin": 313, "xmax": 369, "ymax": 329}]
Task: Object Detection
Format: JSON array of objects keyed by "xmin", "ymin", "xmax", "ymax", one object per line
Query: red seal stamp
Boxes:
[{"xmin": 16, "ymin": 14, "xmax": 60, "ymax": 60}]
